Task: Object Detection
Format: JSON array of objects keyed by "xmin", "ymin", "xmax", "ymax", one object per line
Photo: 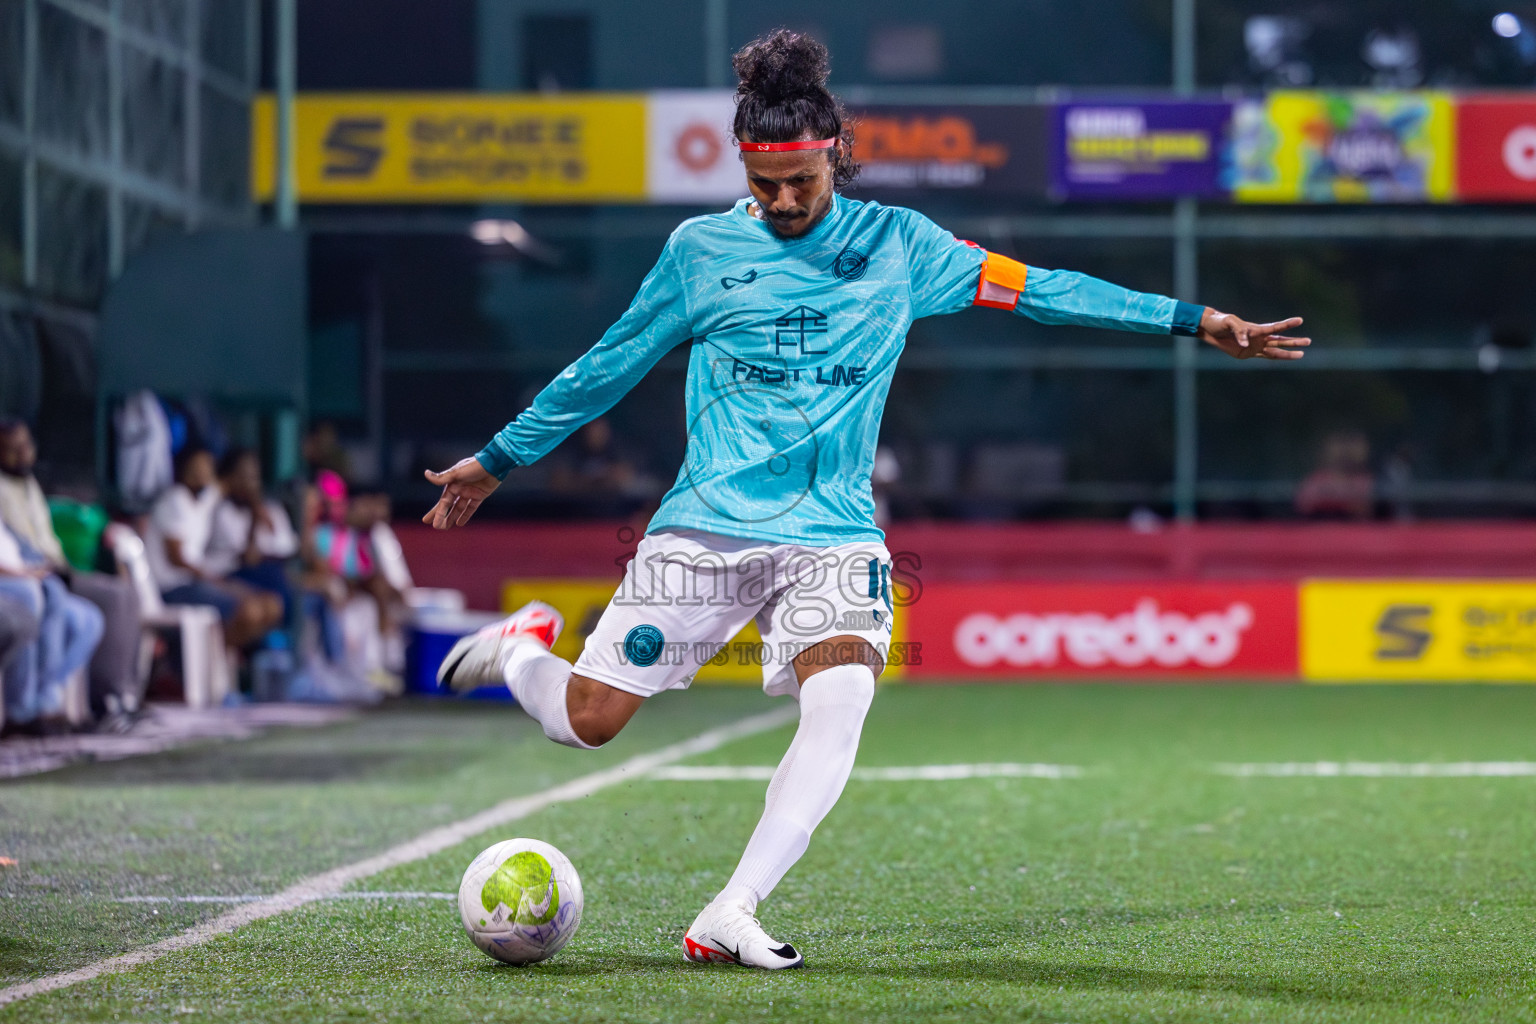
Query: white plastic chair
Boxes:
[{"xmin": 104, "ymin": 524, "xmax": 231, "ymax": 709}]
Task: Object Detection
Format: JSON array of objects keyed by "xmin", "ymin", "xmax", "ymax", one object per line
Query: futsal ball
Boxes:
[{"xmin": 458, "ymin": 838, "xmax": 584, "ymax": 965}]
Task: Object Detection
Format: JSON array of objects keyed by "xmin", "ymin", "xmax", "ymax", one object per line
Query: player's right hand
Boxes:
[{"xmin": 422, "ymin": 457, "xmax": 501, "ymax": 530}]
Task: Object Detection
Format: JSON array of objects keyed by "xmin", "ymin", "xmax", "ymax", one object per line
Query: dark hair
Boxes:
[
  {"xmin": 0, "ymin": 418, "xmax": 25, "ymax": 437},
  {"xmin": 732, "ymin": 30, "xmax": 859, "ymax": 189},
  {"xmin": 216, "ymin": 446, "xmax": 258, "ymax": 479}
]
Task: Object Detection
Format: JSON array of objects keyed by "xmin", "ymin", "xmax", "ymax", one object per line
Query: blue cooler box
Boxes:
[{"xmin": 406, "ymin": 610, "xmax": 513, "ymax": 700}]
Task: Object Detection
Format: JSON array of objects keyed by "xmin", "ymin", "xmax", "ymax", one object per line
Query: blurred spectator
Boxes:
[
  {"xmin": 112, "ymin": 390, "xmax": 174, "ymax": 515},
  {"xmin": 304, "ymin": 472, "xmax": 402, "ymax": 687},
  {"xmin": 0, "ymin": 517, "xmax": 100, "ymax": 736},
  {"xmin": 549, "ymin": 419, "xmax": 641, "ymax": 495},
  {"xmin": 0, "ymin": 420, "xmax": 145, "ymax": 718},
  {"xmin": 206, "ymin": 449, "xmax": 301, "ymax": 611},
  {"xmin": 0, "ymin": 594, "xmax": 40, "ymax": 729},
  {"xmin": 1379, "ymin": 443, "xmax": 1416, "ymax": 522},
  {"xmin": 308, "ymin": 470, "xmax": 373, "ymax": 581},
  {"xmin": 1296, "ymin": 431, "xmax": 1375, "ymax": 520},
  {"xmin": 358, "ymin": 491, "xmax": 413, "ymax": 593},
  {"xmin": 302, "ymin": 421, "xmax": 351, "ymax": 482},
  {"xmin": 146, "ymin": 446, "xmax": 282, "ymax": 649}
]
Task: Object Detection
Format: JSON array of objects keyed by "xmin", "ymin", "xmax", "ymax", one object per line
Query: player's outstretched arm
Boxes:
[
  {"xmin": 1197, "ymin": 309, "xmax": 1310, "ymax": 360},
  {"xmin": 422, "ymin": 457, "xmax": 501, "ymax": 530}
]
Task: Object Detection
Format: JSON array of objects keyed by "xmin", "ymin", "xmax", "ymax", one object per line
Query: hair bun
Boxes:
[{"xmin": 733, "ymin": 29, "xmax": 830, "ymax": 102}]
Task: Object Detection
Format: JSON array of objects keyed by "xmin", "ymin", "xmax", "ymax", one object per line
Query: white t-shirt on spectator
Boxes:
[
  {"xmin": 0, "ymin": 518, "xmax": 28, "ymax": 574},
  {"xmin": 145, "ymin": 484, "xmax": 221, "ymax": 590},
  {"xmin": 204, "ymin": 499, "xmax": 299, "ymax": 578}
]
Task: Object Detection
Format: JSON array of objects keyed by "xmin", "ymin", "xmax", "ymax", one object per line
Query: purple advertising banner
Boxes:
[{"xmin": 1054, "ymin": 100, "xmax": 1233, "ymax": 200}]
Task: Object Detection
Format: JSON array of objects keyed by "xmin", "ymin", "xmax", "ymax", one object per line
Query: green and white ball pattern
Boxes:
[{"xmin": 458, "ymin": 838, "xmax": 583, "ymax": 965}]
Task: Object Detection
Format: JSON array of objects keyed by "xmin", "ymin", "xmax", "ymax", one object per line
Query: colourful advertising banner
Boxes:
[
  {"xmin": 905, "ymin": 582, "xmax": 1298, "ymax": 678},
  {"xmin": 252, "ymin": 90, "xmax": 1536, "ymax": 206},
  {"xmin": 644, "ymin": 98, "xmax": 1050, "ymax": 202},
  {"xmin": 1456, "ymin": 94, "xmax": 1536, "ymax": 202},
  {"xmin": 251, "ymin": 94, "xmax": 647, "ymax": 202},
  {"xmin": 1301, "ymin": 580, "xmax": 1536, "ymax": 682},
  {"xmin": 645, "ymin": 90, "xmax": 741, "ymax": 203},
  {"xmin": 1053, "ymin": 100, "xmax": 1232, "ymax": 200},
  {"xmin": 1232, "ymin": 91, "xmax": 1454, "ymax": 203},
  {"xmin": 849, "ymin": 104, "xmax": 1049, "ymax": 196}
]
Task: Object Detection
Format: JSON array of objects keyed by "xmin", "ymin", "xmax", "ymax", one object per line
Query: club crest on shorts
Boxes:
[{"xmin": 624, "ymin": 624, "xmax": 666, "ymax": 667}]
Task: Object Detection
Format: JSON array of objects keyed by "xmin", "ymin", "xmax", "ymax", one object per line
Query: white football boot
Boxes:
[
  {"xmin": 683, "ymin": 898, "xmax": 804, "ymax": 969},
  {"xmin": 436, "ymin": 601, "xmax": 564, "ymax": 693}
]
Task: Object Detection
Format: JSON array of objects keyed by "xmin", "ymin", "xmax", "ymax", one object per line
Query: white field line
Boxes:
[
  {"xmin": 0, "ymin": 705, "xmax": 797, "ymax": 1009},
  {"xmin": 114, "ymin": 891, "xmax": 456, "ymax": 904},
  {"xmin": 857, "ymin": 763, "xmax": 1083, "ymax": 781},
  {"xmin": 647, "ymin": 762, "xmax": 1084, "ymax": 782},
  {"xmin": 1215, "ymin": 761, "xmax": 1536, "ymax": 778}
]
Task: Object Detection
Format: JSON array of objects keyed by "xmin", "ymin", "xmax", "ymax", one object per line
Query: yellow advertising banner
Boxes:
[
  {"xmin": 1301, "ymin": 580, "xmax": 1536, "ymax": 682},
  {"xmin": 502, "ymin": 578, "xmax": 905, "ymax": 685},
  {"xmin": 252, "ymin": 93, "xmax": 646, "ymax": 202},
  {"xmin": 1232, "ymin": 91, "xmax": 1454, "ymax": 203}
]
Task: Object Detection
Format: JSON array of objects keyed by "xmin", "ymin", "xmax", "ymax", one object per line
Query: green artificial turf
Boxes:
[{"xmin": 6, "ymin": 683, "xmax": 1536, "ymax": 1023}]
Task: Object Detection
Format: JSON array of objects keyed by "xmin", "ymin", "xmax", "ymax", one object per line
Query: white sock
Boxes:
[
  {"xmin": 502, "ymin": 643, "xmax": 594, "ymax": 750},
  {"xmin": 717, "ymin": 663, "xmax": 875, "ymax": 910}
]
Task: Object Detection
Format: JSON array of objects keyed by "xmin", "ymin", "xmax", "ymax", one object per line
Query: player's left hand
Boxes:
[
  {"xmin": 1198, "ymin": 309, "xmax": 1310, "ymax": 360},
  {"xmin": 422, "ymin": 456, "xmax": 501, "ymax": 530}
]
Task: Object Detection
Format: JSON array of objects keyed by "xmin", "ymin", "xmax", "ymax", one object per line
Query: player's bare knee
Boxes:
[
  {"xmin": 793, "ymin": 635, "xmax": 885, "ymax": 686},
  {"xmin": 565, "ymin": 675, "xmax": 643, "ymax": 748},
  {"xmin": 567, "ymin": 710, "xmax": 618, "ymax": 748}
]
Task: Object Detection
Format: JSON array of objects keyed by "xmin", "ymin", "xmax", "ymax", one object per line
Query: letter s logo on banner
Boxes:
[
  {"xmin": 322, "ymin": 117, "xmax": 386, "ymax": 178},
  {"xmin": 1374, "ymin": 604, "xmax": 1433, "ymax": 660},
  {"xmin": 908, "ymin": 583, "xmax": 1297, "ymax": 678}
]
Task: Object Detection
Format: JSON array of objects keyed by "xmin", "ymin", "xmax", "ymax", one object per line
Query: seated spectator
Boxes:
[
  {"xmin": 0, "ymin": 419, "xmax": 144, "ymax": 718},
  {"xmin": 146, "ymin": 446, "xmax": 281, "ymax": 650},
  {"xmin": 205, "ymin": 448, "xmax": 301, "ymax": 612},
  {"xmin": 303, "ymin": 471, "xmax": 401, "ymax": 684},
  {"xmin": 0, "ymin": 592, "xmax": 41, "ymax": 727},
  {"xmin": 1296, "ymin": 431, "xmax": 1375, "ymax": 520},
  {"xmin": 0, "ymin": 517, "xmax": 100, "ymax": 736},
  {"xmin": 301, "ymin": 421, "xmax": 351, "ymax": 482},
  {"xmin": 548, "ymin": 418, "xmax": 639, "ymax": 495}
]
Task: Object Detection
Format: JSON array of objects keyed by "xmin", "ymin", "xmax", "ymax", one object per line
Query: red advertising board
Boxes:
[
  {"xmin": 905, "ymin": 582, "xmax": 1298, "ymax": 678},
  {"xmin": 1457, "ymin": 95, "xmax": 1536, "ymax": 201}
]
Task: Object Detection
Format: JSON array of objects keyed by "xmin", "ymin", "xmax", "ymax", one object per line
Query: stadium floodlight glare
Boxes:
[
  {"xmin": 471, "ymin": 219, "xmax": 531, "ymax": 246},
  {"xmin": 1493, "ymin": 12, "xmax": 1522, "ymax": 37}
]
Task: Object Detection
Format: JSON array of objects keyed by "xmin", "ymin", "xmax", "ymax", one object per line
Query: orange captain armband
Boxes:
[{"xmin": 972, "ymin": 249, "xmax": 1029, "ymax": 311}]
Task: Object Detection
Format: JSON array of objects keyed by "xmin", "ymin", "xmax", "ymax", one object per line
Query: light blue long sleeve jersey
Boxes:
[{"xmin": 477, "ymin": 194, "xmax": 1203, "ymax": 546}]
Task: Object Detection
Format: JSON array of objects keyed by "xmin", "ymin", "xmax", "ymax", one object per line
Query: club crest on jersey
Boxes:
[
  {"xmin": 720, "ymin": 269, "xmax": 758, "ymax": 290},
  {"xmin": 831, "ymin": 246, "xmax": 869, "ymax": 282}
]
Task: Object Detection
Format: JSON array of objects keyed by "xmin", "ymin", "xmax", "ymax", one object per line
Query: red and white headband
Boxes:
[{"xmin": 737, "ymin": 138, "xmax": 836, "ymax": 153}]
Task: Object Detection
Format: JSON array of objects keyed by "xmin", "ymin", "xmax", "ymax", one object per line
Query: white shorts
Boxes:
[{"xmin": 572, "ymin": 529, "xmax": 895, "ymax": 699}]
